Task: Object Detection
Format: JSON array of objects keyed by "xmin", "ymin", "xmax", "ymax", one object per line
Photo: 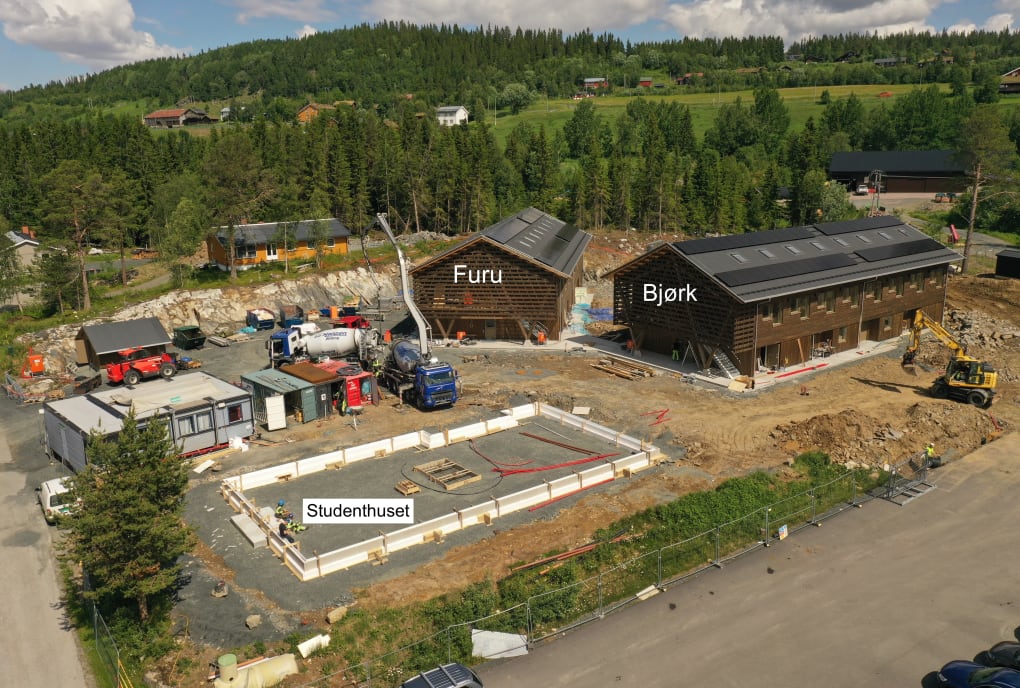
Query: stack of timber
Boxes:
[{"xmin": 590, "ymin": 354, "xmax": 657, "ymax": 380}]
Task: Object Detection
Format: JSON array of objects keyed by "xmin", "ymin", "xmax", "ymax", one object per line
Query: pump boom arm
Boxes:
[{"xmin": 362, "ymin": 213, "xmax": 434, "ymax": 360}]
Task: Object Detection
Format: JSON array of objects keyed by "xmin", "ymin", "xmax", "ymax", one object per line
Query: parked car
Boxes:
[
  {"xmin": 855, "ymin": 184, "xmax": 870, "ymax": 195},
  {"xmin": 938, "ymin": 660, "xmax": 1020, "ymax": 688},
  {"xmin": 401, "ymin": 663, "xmax": 483, "ymax": 688},
  {"xmin": 980, "ymin": 642, "xmax": 1020, "ymax": 670},
  {"xmin": 37, "ymin": 477, "xmax": 75, "ymax": 524}
]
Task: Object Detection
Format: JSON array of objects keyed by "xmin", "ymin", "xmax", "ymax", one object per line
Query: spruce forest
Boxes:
[{"xmin": 2, "ymin": 23, "xmax": 1020, "ymax": 316}]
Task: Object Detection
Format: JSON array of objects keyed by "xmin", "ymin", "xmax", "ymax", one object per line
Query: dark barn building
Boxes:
[
  {"xmin": 829, "ymin": 150, "xmax": 967, "ymax": 193},
  {"xmin": 610, "ymin": 217, "xmax": 960, "ymax": 377},
  {"xmin": 996, "ymin": 249, "xmax": 1020, "ymax": 279},
  {"xmin": 410, "ymin": 208, "xmax": 592, "ymax": 341}
]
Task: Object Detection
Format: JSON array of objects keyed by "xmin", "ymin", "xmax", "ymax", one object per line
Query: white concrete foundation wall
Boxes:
[
  {"xmin": 220, "ymin": 404, "xmax": 660, "ymax": 581},
  {"xmin": 458, "ymin": 501, "xmax": 498, "ymax": 525},
  {"xmin": 582, "ymin": 463, "xmax": 616, "ymax": 486},
  {"xmin": 315, "ymin": 536, "xmax": 387, "ymax": 574}
]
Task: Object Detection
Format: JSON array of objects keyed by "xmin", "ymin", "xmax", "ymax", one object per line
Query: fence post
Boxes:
[
  {"xmin": 656, "ymin": 547, "xmax": 662, "ymax": 587},
  {"xmin": 598, "ymin": 573, "xmax": 604, "ymax": 618},
  {"xmin": 810, "ymin": 492, "xmax": 817, "ymax": 525},
  {"xmin": 447, "ymin": 626, "xmax": 452, "ymax": 664},
  {"xmin": 713, "ymin": 527, "xmax": 721, "ymax": 567},
  {"xmin": 763, "ymin": 507, "xmax": 771, "ymax": 547}
]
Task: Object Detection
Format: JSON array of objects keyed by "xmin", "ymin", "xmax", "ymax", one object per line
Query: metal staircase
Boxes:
[{"xmin": 711, "ymin": 351, "xmax": 741, "ymax": 379}]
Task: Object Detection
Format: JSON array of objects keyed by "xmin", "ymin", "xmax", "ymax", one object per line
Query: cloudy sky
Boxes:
[{"xmin": 0, "ymin": 0, "xmax": 1014, "ymax": 91}]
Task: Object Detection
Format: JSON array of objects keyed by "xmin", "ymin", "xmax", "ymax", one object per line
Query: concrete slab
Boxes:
[{"xmin": 230, "ymin": 513, "xmax": 267, "ymax": 549}]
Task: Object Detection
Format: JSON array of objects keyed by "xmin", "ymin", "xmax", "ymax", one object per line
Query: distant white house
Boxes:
[{"xmin": 437, "ymin": 105, "xmax": 469, "ymax": 126}]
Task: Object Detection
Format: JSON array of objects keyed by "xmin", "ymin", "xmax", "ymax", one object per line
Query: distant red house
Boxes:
[
  {"xmin": 638, "ymin": 77, "xmax": 653, "ymax": 87},
  {"xmin": 583, "ymin": 77, "xmax": 608, "ymax": 90},
  {"xmin": 142, "ymin": 108, "xmax": 214, "ymax": 128}
]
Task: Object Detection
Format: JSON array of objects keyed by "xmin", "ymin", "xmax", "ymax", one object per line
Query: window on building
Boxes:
[
  {"xmin": 851, "ymin": 286, "xmax": 860, "ymax": 307},
  {"xmin": 769, "ymin": 300, "xmax": 784, "ymax": 324},
  {"xmin": 227, "ymin": 404, "xmax": 244, "ymax": 424},
  {"xmin": 824, "ymin": 290, "xmax": 836, "ymax": 312},
  {"xmin": 810, "ymin": 241, "xmax": 826, "ymax": 251},
  {"xmin": 840, "ymin": 286, "xmax": 851, "ymax": 302},
  {"xmin": 878, "ymin": 232, "xmax": 892, "ymax": 240},
  {"xmin": 731, "ymin": 253, "xmax": 748, "ymax": 264},
  {"xmin": 869, "ymin": 282, "xmax": 881, "ymax": 302},
  {"xmin": 882, "ymin": 316, "xmax": 892, "ymax": 331},
  {"xmin": 895, "ymin": 276, "xmax": 905, "ymax": 296},
  {"xmin": 794, "ymin": 295, "xmax": 809, "ymax": 318},
  {"xmin": 326, "ymin": 237, "xmax": 336, "ymax": 248},
  {"xmin": 856, "ymin": 234, "xmax": 871, "ymax": 243},
  {"xmin": 759, "ymin": 248, "xmax": 776, "ymax": 259},
  {"xmin": 917, "ymin": 271, "xmax": 925, "ymax": 293},
  {"xmin": 306, "ymin": 238, "xmax": 316, "ymax": 250},
  {"xmin": 195, "ymin": 411, "xmax": 213, "ymax": 432},
  {"xmin": 834, "ymin": 238, "xmax": 850, "ymax": 247},
  {"xmin": 234, "ymin": 242, "xmax": 257, "ymax": 259},
  {"xmin": 838, "ymin": 326, "xmax": 848, "ymax": 343},
  {"xmin": 786, "ymin": 245, "xmax": 802, "ymax": 255},
  {"xmin": 177, "ymin": 416, "xmax": 195, "ymax": 436}
]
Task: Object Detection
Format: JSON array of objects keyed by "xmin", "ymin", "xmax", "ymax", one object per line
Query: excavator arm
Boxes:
[{"xmin": 902, "ymin": 310, "xmax": 966, "ymax": 366}]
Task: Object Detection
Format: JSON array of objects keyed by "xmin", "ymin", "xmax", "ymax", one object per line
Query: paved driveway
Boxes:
[{"xmin": 479, "ymin": 435, "xmax": 1020, "ymax": 688}]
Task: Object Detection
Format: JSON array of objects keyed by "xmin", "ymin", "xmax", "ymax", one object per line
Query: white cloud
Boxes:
[
  {"xmin": 226, "ymin": 0, "xmax": 337, "ymax": 24},
  {"xmin": 981, "ymin": 11, "xmax": 1013, "ymax": 29},
  {"xmin": 296, "ymin": 24, "xmax": 319, "ymax": 38},
  {"xmin": 660, "ymin": 0, "xmax": 941, "ymax": 43},
  {"xmin": 0, "ymin": 0, "xmax": 184, "ymax": 71}
]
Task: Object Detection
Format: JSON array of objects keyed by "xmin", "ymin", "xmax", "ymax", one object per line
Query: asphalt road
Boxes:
[
  {"xmin": 0, "ymin": 402, "xmax": 90, "ymax": 687},
  {"xmin": 478, "ymin": 435, "xmax": 1020, "ymax": 688}
]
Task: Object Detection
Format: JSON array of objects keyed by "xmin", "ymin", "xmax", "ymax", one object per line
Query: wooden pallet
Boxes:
[
  {"xmin": 414, "ymin": 458, "xmax": 481, "ymax": 490},
  {"xmin": 395, "ymin": 479, "xmax": 421, "ymax": 496}
]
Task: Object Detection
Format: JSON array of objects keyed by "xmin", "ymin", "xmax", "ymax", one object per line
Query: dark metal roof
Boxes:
[
  {"xmin": 997, "ymin": 248, "xmax": 1020, "ymax": 260},
  {"xmin": 648, "ymin": 217, "xmax": 961, "ymax": 303},
  {"xmin": 78, "ymin": 317, "xmax": 171, "ymax": 354},
  {"xmin": 479, "ymin": 207, "xmax": 591, "ymax": 276},
  {"xmin": 240, "ymin": 368, "xmax": 314, "ymax": 393},
  {"xmin": 829, "ymin": 150, "xmax": 966, "ymax": 175},
  {"xmin": 214, "ymin": 219, "xmax": 350, "ymax": 244}
]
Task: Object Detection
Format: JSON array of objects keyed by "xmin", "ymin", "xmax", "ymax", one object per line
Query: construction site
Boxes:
[{"xmin": 8, "ymin": 216, "xmax": 1020, "ymax": 684}]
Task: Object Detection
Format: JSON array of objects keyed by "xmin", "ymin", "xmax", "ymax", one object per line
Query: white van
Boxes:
[{"xmin": 37, "ymin": 477, "xmax": 75, "ymax": 524}]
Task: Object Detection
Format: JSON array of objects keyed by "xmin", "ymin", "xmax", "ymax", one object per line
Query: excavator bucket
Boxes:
[{"xmin": 901, "ymin": 350, "xmax": 918, "ymax": 373}]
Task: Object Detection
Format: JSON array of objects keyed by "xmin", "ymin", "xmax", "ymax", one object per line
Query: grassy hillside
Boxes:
[{"xmin": 487, "ymin": 83, "xmax": 1020, "ymax": 145}]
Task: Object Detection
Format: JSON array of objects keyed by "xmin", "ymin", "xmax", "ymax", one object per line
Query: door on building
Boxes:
[
  {"xmin": 861, "ymin": 318, "xmax": 880, "ymax": 343},
  {"xmin": 758, "ymin": 344, "xmax": 781, "ymax": 370},
  {"xmin": 484, "ymin": 319, "xmax": 497, "ymax": 340},
  {"xmin": 264, "ymin": 395, "xmax": 286, "ymax": 431}
]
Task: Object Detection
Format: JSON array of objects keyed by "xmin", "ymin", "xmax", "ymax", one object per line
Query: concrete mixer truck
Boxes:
[
  {"xmin": 362, "ymin": 213, "xmax": 459, "ymax": 410},
  {"xmin": 267, "ymin": 325, "xmax": 380, "ymax": 367}
]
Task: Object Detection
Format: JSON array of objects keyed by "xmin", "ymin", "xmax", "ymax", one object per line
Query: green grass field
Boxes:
[{"xmin": 487, "ymin": 84, "xmax": 1020, "ymax": 146}]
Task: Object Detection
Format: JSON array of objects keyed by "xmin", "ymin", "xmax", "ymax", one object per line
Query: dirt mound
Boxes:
[{"xmin": 769, "ymin": 403, "xmax": 1001, "ymax": 467}]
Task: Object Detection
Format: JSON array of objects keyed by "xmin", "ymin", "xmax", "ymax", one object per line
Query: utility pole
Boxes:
[{"xmin": 869, "ymin": 170, "xmax": 884, "ymax": 216}]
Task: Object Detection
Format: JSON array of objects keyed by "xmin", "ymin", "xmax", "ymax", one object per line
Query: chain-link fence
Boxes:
[
  {"xmin": 82, "ymin": 572, "xmax": 128, "ymax": 688},
  {"xmin": 294, "ymin": 471, "xmax": 872, "ymax": 688}
]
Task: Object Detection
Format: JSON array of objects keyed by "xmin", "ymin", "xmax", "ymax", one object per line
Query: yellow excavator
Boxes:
[{"xmin": 902, "ymin": 310, "xmax": 997, "ymax": 407}]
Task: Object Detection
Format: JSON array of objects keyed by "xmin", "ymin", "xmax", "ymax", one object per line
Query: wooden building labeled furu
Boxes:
[
  {"xmin": 409, "ymin": 208, "xmax": 592, "ymax": 341},
  {"xmin": 610, "ymin": 216, "xmax": 961, "ymax": 377}
]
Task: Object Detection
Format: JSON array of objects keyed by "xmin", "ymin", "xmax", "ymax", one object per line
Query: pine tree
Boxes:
[{"xmin": 63, "ymin": 412, "xmax": 195, "ymax": 624}]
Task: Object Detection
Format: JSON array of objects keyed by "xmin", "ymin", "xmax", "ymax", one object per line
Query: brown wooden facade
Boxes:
[
  {"xmin": 411, "ymin": 239, "xmax": 583, "ymax": 340},
  {"xmin": 613, "ymin": 244, "xmax": 950, "ymax": 376},
  {"xmin": 206, "ymin": 235, "xmax": 348, "ymax": 271}
]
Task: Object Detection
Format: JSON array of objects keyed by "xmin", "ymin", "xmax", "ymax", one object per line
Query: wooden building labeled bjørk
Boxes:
[
  {"xmin": 410, "ymin": 208, "xmax": 592, "ymax": 341},
  {"xmin": 610, "ymin": 216, "xmax": 961, "ymax": 377}
]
